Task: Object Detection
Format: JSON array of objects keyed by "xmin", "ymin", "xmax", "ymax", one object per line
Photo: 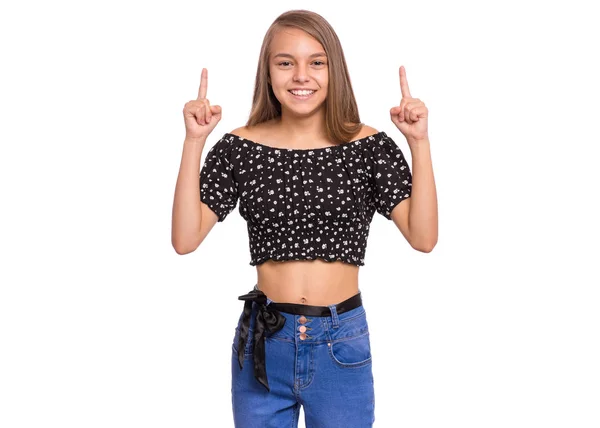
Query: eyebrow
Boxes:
[{"xmin": 272, "ymin": 52, "xmax": 327, "ymax": 60}]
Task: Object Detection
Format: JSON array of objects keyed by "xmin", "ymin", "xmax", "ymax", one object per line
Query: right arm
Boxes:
[
  {"xmin": 171, "ymin": 68, "xmax": 222, "ymax": 255},
  {"xmin": 171, "ymin": 136, "xmax": 219, "ymax": 254}
]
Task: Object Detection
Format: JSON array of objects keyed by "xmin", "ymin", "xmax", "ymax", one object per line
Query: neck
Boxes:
[{"xmin": 275, "ymin": 107, "xmax": 328, "ymax": 142}]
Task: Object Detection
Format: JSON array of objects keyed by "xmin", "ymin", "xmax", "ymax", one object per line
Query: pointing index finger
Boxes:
[
  {"xmin": 197, "ymin": 68, "xmax": 208, "ymax": 100},
  {"xmin": 399, "ymin": 66, "xmax": 412, "ymax": 99}
]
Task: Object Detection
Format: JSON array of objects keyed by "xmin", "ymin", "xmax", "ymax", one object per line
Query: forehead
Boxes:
[{"xmin": 270, "ymin": 27, "xmax": 325, "ymax": 57}]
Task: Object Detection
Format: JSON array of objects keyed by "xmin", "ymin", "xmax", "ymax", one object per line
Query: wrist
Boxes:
[
  {"xmin": 184, "ymin": 135, "xmax": 207, "ymax": 145},
  {"xmin": 407, "ymin": 134, "xmax": 429, "ymax": 144},
  {"xmin": 408, "ymin": 137, "xmax": 430, "ymax": 149}
]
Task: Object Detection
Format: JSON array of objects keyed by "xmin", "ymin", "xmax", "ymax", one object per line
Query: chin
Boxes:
[
  {"xmin": 279, "ymin": 97, "xmax": 326, "ymax": 113},
  {"xmin": 285, "ymin": 105, "xmax": 325, "ymax": 117}
]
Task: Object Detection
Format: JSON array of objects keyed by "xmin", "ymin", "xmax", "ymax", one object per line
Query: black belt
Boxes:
[{"xmin": 236, "ymin": 288, "xmax": 363, "ymax": 392}]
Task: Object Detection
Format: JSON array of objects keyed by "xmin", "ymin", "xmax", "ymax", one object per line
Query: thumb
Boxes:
[{"xmin": 210, "ymin": 105, "xmax": 222, "ymax": 115}]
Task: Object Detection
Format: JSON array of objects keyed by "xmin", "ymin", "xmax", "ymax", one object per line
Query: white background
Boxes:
[{"xmin": 1, "ymin": 0, "xmax": 599, "ymax": 427}]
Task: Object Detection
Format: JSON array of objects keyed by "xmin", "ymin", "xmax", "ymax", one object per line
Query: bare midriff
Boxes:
[{"xmin": 256, "ymin": 259, "xmax": 360, "ymax": 306}]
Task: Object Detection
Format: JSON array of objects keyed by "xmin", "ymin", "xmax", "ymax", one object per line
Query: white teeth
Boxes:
[{"xmin": 290, "ymin": 90, "xmax": 315, "ymax": 96}]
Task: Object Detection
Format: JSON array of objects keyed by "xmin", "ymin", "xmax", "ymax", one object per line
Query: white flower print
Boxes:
[{"xmin": 200, "ymin": 132, "xmax": 412, "ymax": 265}]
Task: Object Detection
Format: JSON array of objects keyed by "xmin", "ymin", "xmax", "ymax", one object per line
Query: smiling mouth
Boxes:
[{"xmin": 288, "ymin": 90, "xmax": 316, "ymax": 99}]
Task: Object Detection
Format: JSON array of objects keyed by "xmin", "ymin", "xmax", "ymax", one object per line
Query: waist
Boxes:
[
  {"xmin": 256, "ymin": 263, "xmax": 359, "ymax": 306},
  {"xmin": 238, "ymin": 285, "xmax": 366, "ymax": 336}
]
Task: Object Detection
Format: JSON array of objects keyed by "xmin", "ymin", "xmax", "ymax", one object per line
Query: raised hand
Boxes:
[
  {"xmin": 389, "ymin": 66, "xmax": 429, "ymax": 144},
  {"xmin": 183, "ymin": 68, "xmax": 223, "ymax": 140}
]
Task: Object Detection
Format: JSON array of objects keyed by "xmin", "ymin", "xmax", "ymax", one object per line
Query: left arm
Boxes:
[
  {"xmin": 391, "ymin": 137, "xmax": 438, "ymax": 252},
  {"xmin": 389, "ymin": 65, "xmax": 438, "ymax": 252}
]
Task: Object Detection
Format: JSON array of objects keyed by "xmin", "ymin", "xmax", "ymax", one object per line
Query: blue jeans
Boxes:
[{"xmin": 231, "ymin": 285, "xmax": 375, "ymax": 427}]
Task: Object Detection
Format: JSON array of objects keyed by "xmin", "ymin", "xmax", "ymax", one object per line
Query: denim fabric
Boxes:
[{"xmin": 231, "ymin": 286, "xmax": 375, "ymax": 427}]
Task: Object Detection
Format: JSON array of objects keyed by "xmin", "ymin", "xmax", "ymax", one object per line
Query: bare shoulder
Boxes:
[
  {"xmin": 229, "ymin": 121, "xmax": 275, "ymax": 141},
  {"xmin": 352, "ymin": 124, "xmax": 380, "ymax": 140},
  {"xmin": 229, "ymin": 126, "xmax": 253, "ymax": 139},
  {"xmin": 360, "ymin": 124, "xmax": 380, "ymax": 137}
]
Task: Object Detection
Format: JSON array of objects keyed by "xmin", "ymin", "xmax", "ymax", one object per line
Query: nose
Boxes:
[{"xmin": 293, "ymin": 63, "xmax": 310, "ymax": 83}]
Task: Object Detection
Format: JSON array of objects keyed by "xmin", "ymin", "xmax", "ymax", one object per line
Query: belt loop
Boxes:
[{"xmin": 327, "ymin": 304, "xmax": 340, "ymax": 328}]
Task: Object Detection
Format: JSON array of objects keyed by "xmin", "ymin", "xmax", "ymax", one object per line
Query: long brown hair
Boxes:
[{"xmin": 246, "ymin": 9, "xmax": 362, "ymax": 144}]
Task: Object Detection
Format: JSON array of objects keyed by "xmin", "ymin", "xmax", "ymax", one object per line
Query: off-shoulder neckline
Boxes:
[{"xmin": 223, "ymin": 131, "xmax": 387, "ymax": 153}]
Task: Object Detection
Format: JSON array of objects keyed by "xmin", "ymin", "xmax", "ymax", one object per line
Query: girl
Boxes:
[{"xmin": 172, "ymin": 9, "xmax": 437, "ymax": 428}]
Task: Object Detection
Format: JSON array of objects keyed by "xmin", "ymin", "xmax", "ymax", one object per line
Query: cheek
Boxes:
[
  {"xmin": 269, "ymin": 72, "xmax": 285, "ymax": 89},
  {"xmin": 318, "ymin": 84, "xmax": 328, "ymax": 98},
  {"xmin": 270, "ymin": 81, "xmax": 288, "ymax": 99},
  {"xmin": 317, "ymin": 76, "xmax": 328, "ymax": 92}
]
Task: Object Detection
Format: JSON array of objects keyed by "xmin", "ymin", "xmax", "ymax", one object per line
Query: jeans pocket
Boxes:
[{"xmin": 328, "ymin": 330, "xmax": 372, "ymax": 368}]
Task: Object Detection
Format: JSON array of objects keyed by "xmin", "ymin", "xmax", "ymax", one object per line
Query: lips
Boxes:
[{"xmin": 288, "ymin": 89, "xmax": 316, "ymax": 100}]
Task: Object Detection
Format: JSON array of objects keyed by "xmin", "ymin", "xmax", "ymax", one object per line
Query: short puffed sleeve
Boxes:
[
  {"xmin": 371, "ymin": 133, "xmax": 412, "ymax": 220},
  {"xmin": 199, "ymin": 136, "xmax": 238, "ymax": 222}
]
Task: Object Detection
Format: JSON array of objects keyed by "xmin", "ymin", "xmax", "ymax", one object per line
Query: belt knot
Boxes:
[{"xmin": 236, "ymin": 289, "xmax": 286, "ymax": 392}]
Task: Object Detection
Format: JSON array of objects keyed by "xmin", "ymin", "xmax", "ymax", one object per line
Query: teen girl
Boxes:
[{"xmin": 172, "ymin": 9, "xmax": 438, "ymax": 427}]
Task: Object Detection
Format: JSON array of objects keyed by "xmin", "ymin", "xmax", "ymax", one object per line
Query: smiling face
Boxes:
[{"xmin": 268, "ymin": 27, "xmax": 329, "ymax": 118}]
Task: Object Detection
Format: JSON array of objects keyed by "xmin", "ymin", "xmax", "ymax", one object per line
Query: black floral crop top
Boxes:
[{"xmin": 199, "ymin": 131, "xmax": 412, "ymax": 266}]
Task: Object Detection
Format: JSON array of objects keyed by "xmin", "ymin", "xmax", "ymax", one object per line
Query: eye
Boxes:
[{"xmin": 277, "ymin": 60, "xmax": 327, "ymax": 67}]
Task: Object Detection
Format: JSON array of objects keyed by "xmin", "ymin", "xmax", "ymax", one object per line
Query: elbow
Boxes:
[
  {"xmin": 415, "ymin": 244, "xmax": 435, "ymax": 253},
  {"xmin": 407, "ymin": 222, "xmax": 438, "ymax": 253},
  {"xmin": 173, "ymin": 245, "xmax": 192, "ymax": 255},
  {"xmin": 172, "ymin": 237, "xmax": 200, "ymax": 255},
  {"xmin": 411, "ymin": 237, "xmax": 437, "ymax": 253}
]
